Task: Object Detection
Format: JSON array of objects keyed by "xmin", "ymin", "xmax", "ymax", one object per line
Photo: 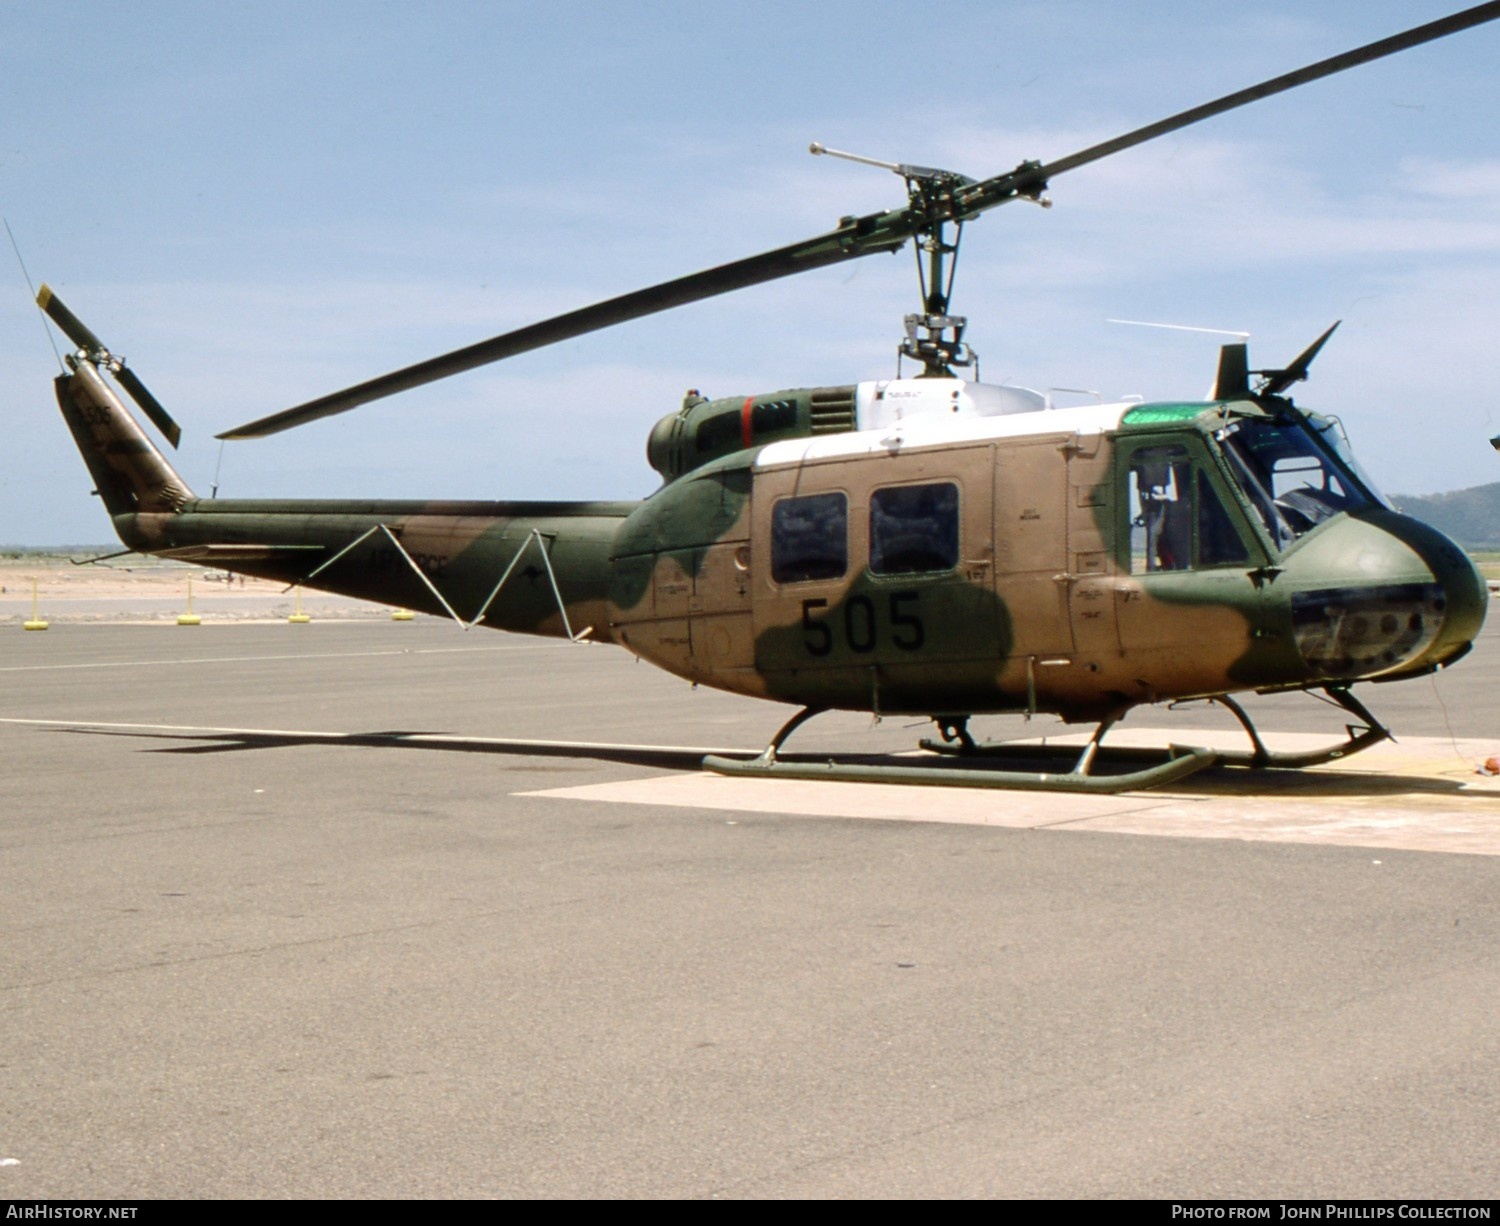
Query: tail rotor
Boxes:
[{"xmin": 37, "ymin": 284, "xmax": 182, "ymax": 448}]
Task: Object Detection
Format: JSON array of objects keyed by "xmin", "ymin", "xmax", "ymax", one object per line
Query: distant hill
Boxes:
[{"xmin": 1390, "ymin": 481, "xmax": 1500, "ymax": 552}]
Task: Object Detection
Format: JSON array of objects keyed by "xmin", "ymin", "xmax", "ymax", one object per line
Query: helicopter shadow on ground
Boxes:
[
  {"xmin": 55, "ymin": 726, "xmax": 713, "ymax": 774},
  {"xmin": 1162, "ymin": 761, "xmax": 1492, "ymax": 802},
  {"xmin": 941, "ymin": 734, "xmax": 1495, "ymax": 801},
  {"xmin": 48, "ymin": 726, "xmax": 1498, "ymax": 802}
]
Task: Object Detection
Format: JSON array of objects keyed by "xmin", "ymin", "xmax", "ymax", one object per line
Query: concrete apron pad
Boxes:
[{"xmin": 525, "ymin": 731, "xmax": 1500, "ymax": 856}]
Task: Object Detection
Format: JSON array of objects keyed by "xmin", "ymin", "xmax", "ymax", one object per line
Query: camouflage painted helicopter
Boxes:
[{"xmin": 45, "ymin": 5, "xmax": 1496, "ymax": 792}]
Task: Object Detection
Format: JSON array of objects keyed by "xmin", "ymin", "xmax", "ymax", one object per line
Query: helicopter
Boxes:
[{"xmin": 42, "ymin": 4, "xmax": 1496, "ymax": 793}]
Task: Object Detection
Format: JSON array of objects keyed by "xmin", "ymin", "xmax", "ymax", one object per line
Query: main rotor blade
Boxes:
[
  {"xmin": 217, "ymin": 225, "xmax": 907, "ymax": 438},
  {"xmin": 989, "ymin": 1, "xmax": 1500, "ymax": 196},
  {"xmin": 223, "ymin": 2, "xmax": 1500, "ymax": 440}
]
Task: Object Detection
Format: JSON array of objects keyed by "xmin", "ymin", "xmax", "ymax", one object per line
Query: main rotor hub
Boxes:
[
  {"xmin": 900, "ymin": 312, "xmax": 974, "ymax": 375},
  {"xmin": 812, "ymin": 143, "xmax": 983, "ymax": 377}
]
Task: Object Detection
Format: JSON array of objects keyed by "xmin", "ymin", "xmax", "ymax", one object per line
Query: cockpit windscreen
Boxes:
[{"xmin": 1214, "ymin": 416, "xmax": 1374, "ymax": 549}]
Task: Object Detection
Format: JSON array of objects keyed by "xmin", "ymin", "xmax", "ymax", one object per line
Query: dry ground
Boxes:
[{"xmin": 0, "ymin": 555, "xmax": 386, "ymax": 623}]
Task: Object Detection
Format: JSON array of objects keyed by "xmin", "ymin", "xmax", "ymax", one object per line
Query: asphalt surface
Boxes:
[{"xmin": 2, "ymin": 616, "xmax": 1497, "ymax": 1198}]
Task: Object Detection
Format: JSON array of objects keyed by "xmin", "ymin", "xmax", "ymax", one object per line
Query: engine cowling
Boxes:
[{"xmin": 646, "ymin": 386, "xmax": 856, "ymax": 482}]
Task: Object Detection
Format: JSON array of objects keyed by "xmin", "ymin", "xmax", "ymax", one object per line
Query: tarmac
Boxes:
[{"xmin": 2, "ymin": 609, "xmax": 1497, "ymax": 1198}]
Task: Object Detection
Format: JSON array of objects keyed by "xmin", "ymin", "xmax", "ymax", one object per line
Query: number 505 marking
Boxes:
[{"xmin": 801, "ymin": 591, "xmax": 924, "ymax": 657}]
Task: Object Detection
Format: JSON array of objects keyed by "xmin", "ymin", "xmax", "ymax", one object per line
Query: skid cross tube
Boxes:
[{"xmin": 920, "ymin": 686, "xmax": 1393, "ymax": 778}]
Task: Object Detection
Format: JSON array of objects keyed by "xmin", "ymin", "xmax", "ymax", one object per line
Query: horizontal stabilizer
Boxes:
[{"xmin": 155, "ymin": 543, "xmax": 327, "ymax": 563}]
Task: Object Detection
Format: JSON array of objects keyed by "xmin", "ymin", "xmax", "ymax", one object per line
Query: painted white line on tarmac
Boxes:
[{"xmin": 0, "ymin": 643, "xmax": 554, "ymax": 672}]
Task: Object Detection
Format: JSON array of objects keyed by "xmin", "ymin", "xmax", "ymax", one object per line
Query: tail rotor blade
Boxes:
[
  {"xmin": 114, "ymin": 364, "xmax": 182, "ymax": 449},
  {"xmin": 37, "ymin": 283, "xmax": 182, "ymax": 449},
  {"xmin": 37, "ymin": 284, "xmax": 105, "ymax": 355}
]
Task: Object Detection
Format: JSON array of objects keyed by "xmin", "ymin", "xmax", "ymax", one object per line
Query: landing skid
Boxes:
[
  {"xmin": 1201, "ymin": 688, "xmax": 1390, "ymax": 769},
  {"xmin": 921, "ymin": 686, "xmax": 1388, "ymax": 771},
  {"xmin": 702, "ymin": 686, "xmax": 1389, "ymax": 794},
  {"xmin": 702, "ymin": 706, "xmax": 1215, "ymax": 794}
]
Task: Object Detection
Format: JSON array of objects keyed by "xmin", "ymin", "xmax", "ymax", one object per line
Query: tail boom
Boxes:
[
  {"xmin": 55, "ymin": 362, "xmax": 631, "ymax": 639},
  {"xmin": 128, "ymin": 500, "xmax": 633, "ymax": 638}
]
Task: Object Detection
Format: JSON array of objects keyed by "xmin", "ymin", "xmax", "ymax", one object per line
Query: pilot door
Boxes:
[
  {"xmin": 1113, "ymin": 436, "xmax": 1266, "ymax": 693},
  {"xmin": 751, "ymin": 451, "xmax": 999, "ymax": 712}
]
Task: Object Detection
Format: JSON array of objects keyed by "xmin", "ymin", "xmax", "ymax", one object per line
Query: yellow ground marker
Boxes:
[
  {"xmin": 22, "ymin": 577, "xmax": 48, "ymax": 631},
  {"xmin": 177, "ymin": 576, "xmax": 201, "ymax": 626},
  {"xmin": 391, "ymin": 608, "xmax": 415, "ymax": 621},
  {"xmin": 288, "ymin": 586, "xmax": 311, "ymax": 624}
]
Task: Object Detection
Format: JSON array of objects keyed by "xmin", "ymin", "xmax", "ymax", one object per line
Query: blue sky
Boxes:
[{"xmin": 3, "ymin": 1, "xmax": 1499, "ymax": 544}]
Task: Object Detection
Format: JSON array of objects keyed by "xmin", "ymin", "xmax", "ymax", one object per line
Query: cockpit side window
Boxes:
[
  {"xmin": 1130, "ymin": 446, "xmax": 1189, "ymax": 573},
  {"xmin": 1128, "ymin": 444, "xmax": 1250, "ymax": 573},
  {"xmin": 1197, "ymin": 471, "xmax": 1251, "ymax": 568}
]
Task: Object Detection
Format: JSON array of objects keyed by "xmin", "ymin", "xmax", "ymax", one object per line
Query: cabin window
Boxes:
[
  {"xmin": 771, "ymin": 492, "xmax": 848, "ymax": 583},
  {"xmin": 869, "ymin": 482, "xmax": 960, "ymax": 575},
  {"xmin": 1129, "ymin": 445, "xmax": 1249, "ymax": 573}
]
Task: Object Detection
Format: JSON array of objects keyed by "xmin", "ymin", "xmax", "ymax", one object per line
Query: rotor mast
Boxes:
[{"xmin": 810, "ymin": 143, "xmax": 1042, "ymax": 377}]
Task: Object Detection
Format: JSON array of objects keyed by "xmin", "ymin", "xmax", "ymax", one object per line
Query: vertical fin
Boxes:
[{"xmin": 56, "ymin": 362, "xmax": 194, "ymax": 522}]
